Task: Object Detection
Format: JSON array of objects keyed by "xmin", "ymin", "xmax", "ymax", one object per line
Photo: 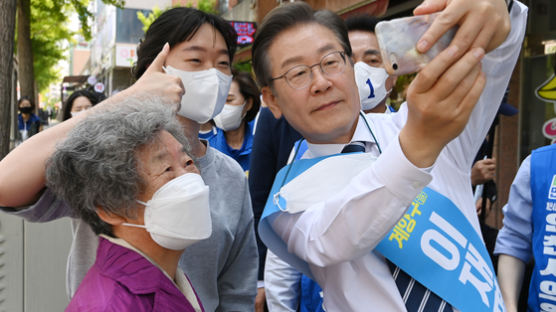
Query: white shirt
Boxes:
[{"xmin": 268, "ymin": 3, "xmax": 527, "ymax": 311}]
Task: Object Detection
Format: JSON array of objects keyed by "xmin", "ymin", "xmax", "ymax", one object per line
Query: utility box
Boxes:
[{"xmin": 0, "ymin": 214, "xmax": 72, "ymax": 312}]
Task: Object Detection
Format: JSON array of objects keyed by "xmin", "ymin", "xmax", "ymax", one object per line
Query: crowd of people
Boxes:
[
  {"xmin": 2, "ymin": 0, "xmax": 552, "ymax": 311},
  {"xmin": 15, "ymin": 89, "xmax": 105, "ymax": 145}
]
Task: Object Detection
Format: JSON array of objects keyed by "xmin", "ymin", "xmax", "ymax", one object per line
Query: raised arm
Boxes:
[
  {"xmin": 422, "ymin": 1, "xmax": 527, "ymax": 171},
  {"xmin": 0, "ymin": 44, "xmax": 183, "ymax": 208}
]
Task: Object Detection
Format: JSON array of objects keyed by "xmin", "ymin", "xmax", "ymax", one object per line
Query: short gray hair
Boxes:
[{"xmin": 46, "ymin": 97, "xmax": 189, "ymax": 236}]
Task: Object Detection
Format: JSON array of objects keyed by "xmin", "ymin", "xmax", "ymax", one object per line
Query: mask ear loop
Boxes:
[
  {"xmin": 273, "ymin": 193, "xmax": 286, "ymax": 212},
  {"xmin": 273, "ymin": 139, "xmax": 304, "ymax": 212},
  {"xmin": 360, "ymin": 111, "xmax": 382, "ymax": 154},
  {"xmin": 122, "ymin": 222, "xmax": 147, "ymax": 229},
  {"xmin": 122, "ymin": 200, "xmax": 150, "ymax": 229},
  {"xmin": 280, "ymin": 139, "xmax": 305, "ymax": 188},
  {"xmin": 279, "ymin": 139, "xmax": 304, "ymax": 189}
]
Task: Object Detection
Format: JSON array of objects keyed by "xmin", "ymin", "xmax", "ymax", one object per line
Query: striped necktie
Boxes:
[
  {"xmin": 341, "ymin": 141, "xmax": 452, "ymax": 311},
  {"xmin": 387, "ymin": 261, "xmax": 453, "ymax": 312}
]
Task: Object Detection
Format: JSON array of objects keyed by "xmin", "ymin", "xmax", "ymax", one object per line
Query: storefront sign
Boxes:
[
  {"xmin": 115, "ymin": 43, "xmax": 137, "ymax": 68},
  {"xmin": 229, "ymin": 21, "xmax": 256, "ymax": 46},
  {"xmin": 544, "ymin": 40, "xmax": 556, "ymax": 55}
]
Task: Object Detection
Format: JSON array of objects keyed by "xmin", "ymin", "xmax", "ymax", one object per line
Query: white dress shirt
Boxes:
[{"xmin": 269, "ymin": 3, "xmax": 527, "ymax": 311}]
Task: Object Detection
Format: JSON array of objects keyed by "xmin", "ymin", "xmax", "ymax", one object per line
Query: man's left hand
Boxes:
[{"xmin": 414, "ymin": 0, "xmax": 511, "ymax": 54}]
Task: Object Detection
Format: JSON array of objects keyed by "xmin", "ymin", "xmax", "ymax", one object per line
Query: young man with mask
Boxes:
[
  {"xmin": 0, "ymin": 7, "xmax": 258, "ymax": 312},
  {"xmin": 255, "ymin": 0, "xmax": 526, "ymax": 311},
  {"xmin": 347, "ymin": 15, "xmax": 397, "ymax": 114}
]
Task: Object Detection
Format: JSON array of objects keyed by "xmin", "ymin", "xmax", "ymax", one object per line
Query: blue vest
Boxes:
[
  {"xmin": 208, "ymin": 121, "xmax": 254, "ymax": 172},
  {"xmin": 299, "ymin": 275, "xmax": 325, "ymax": 312},
  {"xmin": 529, "ymin": 144, "xmax": 556, "ymax": 311}
]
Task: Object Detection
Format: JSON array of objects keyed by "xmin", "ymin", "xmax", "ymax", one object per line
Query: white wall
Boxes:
[
  {"xmin": 0, "ymin": 214, "xmax": 72, "ymax": 312},
  {"xmin": 124, "ymin": 0, "xmax": 172, "ymax": 10}
]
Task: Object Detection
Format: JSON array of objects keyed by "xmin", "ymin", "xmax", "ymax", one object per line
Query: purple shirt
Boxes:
[{"xmin": 66, "ymin": 237, "xmax": 204, "ymax": 312}]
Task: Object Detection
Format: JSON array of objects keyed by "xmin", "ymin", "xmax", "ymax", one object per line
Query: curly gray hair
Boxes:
[{"xmin": 46, "ymin": 97, "xmax": 189, "ymax": 236}]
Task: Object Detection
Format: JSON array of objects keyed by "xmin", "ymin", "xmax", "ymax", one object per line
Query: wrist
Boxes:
[{"xmin": 399, "ymin": 127, "xmax": 443, "ymax": 168}]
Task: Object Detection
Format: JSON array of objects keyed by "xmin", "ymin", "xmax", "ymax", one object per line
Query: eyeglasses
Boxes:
[{"xmin": 270, "ymin": 51, "xmax": 347, "ymax": 89}]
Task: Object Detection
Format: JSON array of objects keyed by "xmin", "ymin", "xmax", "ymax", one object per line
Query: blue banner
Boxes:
[{"xmin": 259, "ymin": 154, "xmax": 506, "ymax": 312}]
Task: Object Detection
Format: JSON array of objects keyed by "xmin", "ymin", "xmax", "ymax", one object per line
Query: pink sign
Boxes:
[{"xmin": 230, "ymin": 21, "xmax": 256, "ymax": 46}]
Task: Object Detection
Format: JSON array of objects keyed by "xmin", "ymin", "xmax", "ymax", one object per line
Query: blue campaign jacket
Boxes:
[
  {"xmin": 529, "ymin": 144, "xmax": 556, "ymax": 311},
  {"xmin": 209, "ymin": 121, "xmax": 254, "ymax": 172}
]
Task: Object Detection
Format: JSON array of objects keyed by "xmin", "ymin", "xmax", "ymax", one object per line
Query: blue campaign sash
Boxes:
[{"xmin": 259, "ymin": 153, "xmax": 506, "ymax": 312}]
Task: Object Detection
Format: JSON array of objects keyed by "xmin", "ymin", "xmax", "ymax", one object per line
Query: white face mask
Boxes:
[
  {"xmin": 164, "ymin": 65, "xmax": 233, "ymax": 124},
  {"xmin": 124, "ymin": 173, "xmax": 211, "ymax": 250},
  {"xmin": 274, "ymin": 153, "xmax": 377, "ymax": 214},
  {"xmin": 354, "ymin": 62, "xmax": 389, "ymax": 111},
  {"xmin": 70, "ymin": 111, "xmax": 84, "ymax": 118},
  {"xmin": 213, "ymin": 102, "xmax": 245, "ymax": 131}
]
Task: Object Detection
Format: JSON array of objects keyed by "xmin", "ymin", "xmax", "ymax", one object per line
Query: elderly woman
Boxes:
[{"xmin": 46, "ymin": 99, "xmax": 209, "ymax": 311}]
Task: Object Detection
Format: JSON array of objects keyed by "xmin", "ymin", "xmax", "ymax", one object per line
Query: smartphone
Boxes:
[{"xmin": 375, "ymin": 13, "xmax": 457, "ymax": 76}]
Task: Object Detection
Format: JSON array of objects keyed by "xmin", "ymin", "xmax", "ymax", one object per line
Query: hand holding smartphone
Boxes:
[{"xmin": 375, "ymin": 13, "xmax": 457, "ymax": 76}]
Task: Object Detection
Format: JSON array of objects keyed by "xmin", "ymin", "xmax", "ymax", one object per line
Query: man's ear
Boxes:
[
  {"xmin": 262, "ymin": 86, "xmax": 282, "ymax": 119},
  {"xmin": 96, "ymin": 207, "xmax": 126, "ymax": 225}
]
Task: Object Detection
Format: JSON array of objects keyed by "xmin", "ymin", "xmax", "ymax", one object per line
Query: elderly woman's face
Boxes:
[{"xmin": 136, "ymin": 130, "xmax": 199, "ymax": 210}]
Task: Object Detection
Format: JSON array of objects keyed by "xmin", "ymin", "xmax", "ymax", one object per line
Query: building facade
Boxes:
[{"xmin": 89, "ymin": 0, "xmax": 172, "ymax": 95}]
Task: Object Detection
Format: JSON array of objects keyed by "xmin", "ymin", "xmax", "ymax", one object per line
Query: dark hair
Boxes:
[
  {"xmin": 62, "ymin": 89, "xmax": 106, "ymax": 121},
  {"xmin": 252, "ymin": 2, "xmax": 351, "ymax": 88},
  {"xmin": 345, "ymin": 15, "xmax": 380, "ymax": 33},
  {"xmin": 18, "ymin": 96, "xmax": 35, "ymax": 110},
  {"xmin": 134, "ymin": 7, "xmax": 238, "ymax": 79},
  {"xmin": 233, "ymin": 71, "xmax": 261, "ymax": 122}
]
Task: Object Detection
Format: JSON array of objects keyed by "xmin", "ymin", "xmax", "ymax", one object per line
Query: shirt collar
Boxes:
[{"xmin": 304, "ymin": 113, "xmax": 375, "ymax": 158}]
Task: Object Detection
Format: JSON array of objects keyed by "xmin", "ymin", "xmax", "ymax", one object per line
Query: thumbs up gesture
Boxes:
[{"xmin": 126, "ymin": 43, "xmax": 185, "ymax": 109}]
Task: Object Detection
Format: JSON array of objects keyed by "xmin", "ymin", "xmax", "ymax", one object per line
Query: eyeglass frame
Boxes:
[{"xmin": 269, "ymin": 50, "xmax": 348, "ymax": 89}]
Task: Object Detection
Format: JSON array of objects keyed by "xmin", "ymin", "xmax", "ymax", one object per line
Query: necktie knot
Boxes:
[{"xmin": 341, "ymin": 141, "xmax": 366, "ymax": 153}]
